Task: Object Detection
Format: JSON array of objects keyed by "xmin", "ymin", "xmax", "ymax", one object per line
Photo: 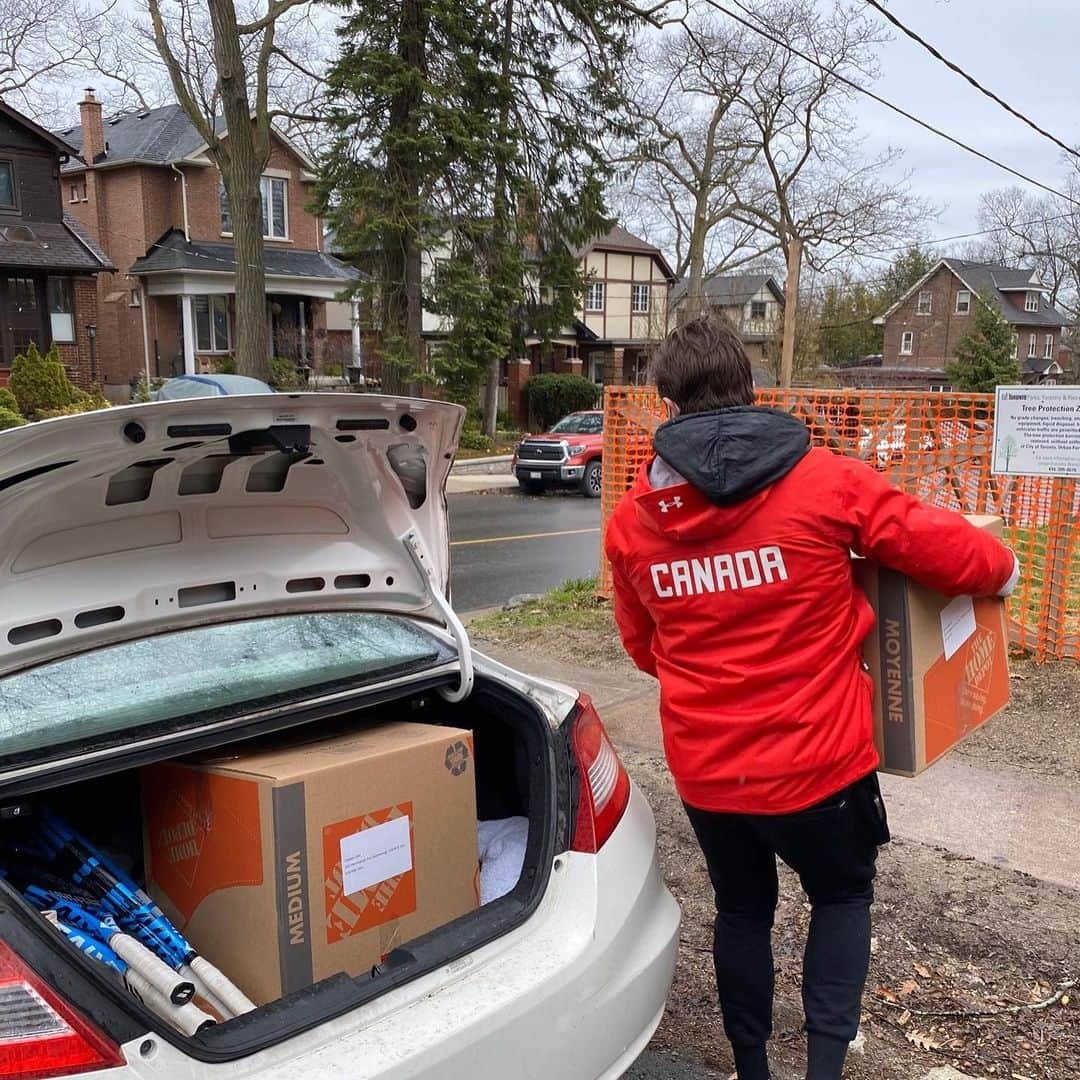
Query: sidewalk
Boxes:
[
  {"xmin": 476, "ymin": 640, "xmax": 1080, "ymax": 890},
  {"xmin": 446, "ymin": 473, "xmax": 519, "ymax": 495}
]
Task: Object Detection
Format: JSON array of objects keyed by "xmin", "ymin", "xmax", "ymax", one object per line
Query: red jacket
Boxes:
[{"xmin": 605, "ymin": 407, "xmax": 1016, "ymax": 815}]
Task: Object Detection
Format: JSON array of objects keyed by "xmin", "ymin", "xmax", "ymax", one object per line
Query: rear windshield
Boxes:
[
  {"xmin": 549, "ymin": 413, "xmax": 602, "ymax": 435},
  {"xmin": 0, "ymin": 614, "xmax": 448, "ymax": 765}
]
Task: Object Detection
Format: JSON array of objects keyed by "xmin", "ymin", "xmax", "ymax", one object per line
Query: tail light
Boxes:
[
  {"xmin": 0, "ymin": 940, "xmax": 123, "ymax": 1078},
  {"xmin": 570, "ymin": 695, "xmax": 632, "ymax": 853}
]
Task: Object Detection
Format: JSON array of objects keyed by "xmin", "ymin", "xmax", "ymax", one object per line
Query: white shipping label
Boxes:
[
  {"xmin": 340, "ymin": 815, "xmax": 412, "ymax": 896},
  {"xmin": 940, "ymin": 595, "xmax": 977, "ymax": 662}
]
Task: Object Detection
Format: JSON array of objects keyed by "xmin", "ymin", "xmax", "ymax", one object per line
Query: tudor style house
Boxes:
[
  {"xmin": 869, "ymin": 259, "xmax": 1070, "ymax": 389},
  {"xmin": 0, "ymin": 101, "xmax": 111, "ymax": 389},
  {"xmin": 58, "ymin": 91, "xmax": 359, "ymax": 392},
  {"xmin": 670, "ymin": 272, "xmax": 785, "ymax": 380}
]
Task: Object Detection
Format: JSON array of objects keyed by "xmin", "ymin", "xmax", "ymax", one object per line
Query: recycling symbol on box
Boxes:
[{"xmin": 445, "ymin": 740, "xmax": 470, "ymax": 776}]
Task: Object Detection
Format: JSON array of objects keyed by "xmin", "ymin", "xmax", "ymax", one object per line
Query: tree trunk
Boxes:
[
  {"xmin": 390, "ymin": 0, "xmax": 427, "ymax": 392},
  {"xmin": 483, "ymin": 0, "xmax": 515, "ymax": 440},
  {"xmin": 207, "ymin": 0, "xmax": 270, "ymax": 381},
  {"xmin": 779, "ymin": 234, "xmax": 802, "ymax": 388}
]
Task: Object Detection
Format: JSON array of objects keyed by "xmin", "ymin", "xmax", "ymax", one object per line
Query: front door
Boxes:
[{"xmin": 0, "ymin": 276, "xmax": 49, "ymax": 369}]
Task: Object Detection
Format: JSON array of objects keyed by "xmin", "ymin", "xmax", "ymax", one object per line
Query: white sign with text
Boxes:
[{"xmin": 992, "ymin": 386, "xmax": 1080, "ymax": 478}]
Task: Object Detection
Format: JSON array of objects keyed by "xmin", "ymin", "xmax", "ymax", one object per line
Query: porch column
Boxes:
[
  {"xmin": 180, "ymin": 294, "xmax": 196, "ymax": 375},
  {"xmin": 351, "ymin": 301, "xmax": 362, "ymax": 365}
]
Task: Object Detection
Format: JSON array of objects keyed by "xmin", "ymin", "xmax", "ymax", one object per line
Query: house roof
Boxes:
[
  {"xmin": 671, "ymin": 273, "xmax": 785, "ymax": 308},
  {"xmin": 0, "ymin": 215, "xmax": 113, "ymax": 272},
  {"xmin": 56, "ymin": 104, "xmax": 316, "ymax": 173},
  {"xmin": 878, "ymin": 258, "xmax": 1068, "ymax": 329},
  {"xmin": 128, "ymin": 229, "xmax": 360, "ymax": 282},
  {"xmin": 57, "ymin": 104, "xmax": 215, "ymax": 169},
  {"xmin": 942, "ymin": 259, "xmax": 1067, "ymax": 328},
  {"xmin": 581, "ymin": 225, "xmax": 677, "ymax": 281}
]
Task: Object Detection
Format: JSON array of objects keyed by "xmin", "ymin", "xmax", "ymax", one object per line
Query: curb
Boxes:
[{"xmin": 451, "ymin": 454, "xmax": 515, "ymax": 476}]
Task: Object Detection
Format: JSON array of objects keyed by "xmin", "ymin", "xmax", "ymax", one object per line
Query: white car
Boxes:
[{"xmin": 0, "ymin": 395, "xmax": 679, "ymax": 1079}]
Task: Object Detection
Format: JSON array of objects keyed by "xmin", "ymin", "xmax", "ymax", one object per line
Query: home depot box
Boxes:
[
  {"xmin": 142, "ymin": 722, "xmax": 479, "ymax": 1005},
  {"xmin": 854, "ymin": 515, "xmax": 1011, "ymax": 777}
]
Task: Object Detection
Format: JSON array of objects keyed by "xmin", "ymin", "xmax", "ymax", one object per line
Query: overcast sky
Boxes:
[{"xmin": 850, "ymin": 0, "xmax": 1077, "ymax": 245}]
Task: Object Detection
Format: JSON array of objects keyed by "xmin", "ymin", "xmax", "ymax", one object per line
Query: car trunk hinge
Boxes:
[{"xmin": 402, "ymin": 529, "xmax": 474, "ymax": 703}]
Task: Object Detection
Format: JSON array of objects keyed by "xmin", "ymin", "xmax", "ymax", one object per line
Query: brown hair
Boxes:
[{"xmin": 650, "ymin": 312, "xmax": 755, "ymax": 413}]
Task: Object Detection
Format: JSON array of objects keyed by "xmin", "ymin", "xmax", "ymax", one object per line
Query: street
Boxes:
[{"xmin": 448, "ymin": 491, "xmax": 601, "ymax": 612}]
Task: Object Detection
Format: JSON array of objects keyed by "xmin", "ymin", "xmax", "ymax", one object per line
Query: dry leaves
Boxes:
[{"xmin": 905, "ymin": 1029, "xmax": 943, "ymax": 1051}]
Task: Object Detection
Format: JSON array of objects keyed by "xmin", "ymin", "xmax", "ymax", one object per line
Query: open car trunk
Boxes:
[{"xmin": 0, "ymin": 669, "xmax": 568, "ymax": 1063}]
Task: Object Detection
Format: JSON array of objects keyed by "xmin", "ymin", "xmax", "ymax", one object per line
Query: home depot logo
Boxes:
[
  {"xmin": 156, "ymin": 792, "xmax": 209, "ymax": 879},
  {"xmin": 963, "ymin": 628, "xmax": 996, "ymax": 689}
]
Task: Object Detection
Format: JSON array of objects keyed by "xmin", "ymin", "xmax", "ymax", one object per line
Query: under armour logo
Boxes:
[{"xmin": 658, "ymin": 496, "xmax": 683, "ymax": 513}]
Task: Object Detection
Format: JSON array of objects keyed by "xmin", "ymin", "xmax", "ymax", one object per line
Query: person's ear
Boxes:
[{"xmin": 662, "ymin": 396, "xmax": 681, "ymax": 421}]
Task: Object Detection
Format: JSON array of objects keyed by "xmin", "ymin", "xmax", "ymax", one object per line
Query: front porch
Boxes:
[{"xmin": 130, "ymin": 230, "xmax": 361, "ymax": 381}]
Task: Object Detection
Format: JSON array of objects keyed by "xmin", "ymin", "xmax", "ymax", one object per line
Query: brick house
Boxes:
[
  {"xmin": 57, "ymin": 91, "xmax": 359, "ymax": 392},
  {"xmin": 0, "ymin": 101, "xmax": 111, "ymax": 390},
  {"xmin": 670, "ymin": 272, "xmax": 785, "ymax": 383},
  {"xmin": 866, "ymin": 259, "xmax": 1069, "ymax": 390}
]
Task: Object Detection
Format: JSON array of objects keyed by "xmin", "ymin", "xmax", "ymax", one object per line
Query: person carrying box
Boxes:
[{"xmin": 604, "ymin": 313, "xmax": 1020, "ymax": 1080}]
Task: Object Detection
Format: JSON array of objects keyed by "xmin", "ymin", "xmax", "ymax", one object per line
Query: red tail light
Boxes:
[
  {"xmin": 570, "ymin": 695, "xmax": 632, "ymax": 853},
  {"xmin": 0, "ymin": 940, "xmax": 123, "ymax": 1078}
]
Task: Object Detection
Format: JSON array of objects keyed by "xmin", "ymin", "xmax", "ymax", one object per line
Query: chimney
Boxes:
[{"xmin": 79, "ymin": 88, "xmax": 105, "ymax": 163}]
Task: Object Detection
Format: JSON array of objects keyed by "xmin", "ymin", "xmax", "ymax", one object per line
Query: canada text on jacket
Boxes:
[{"xmin": 650, "ymin": 546, "xmax": 788, "ymax": 598}]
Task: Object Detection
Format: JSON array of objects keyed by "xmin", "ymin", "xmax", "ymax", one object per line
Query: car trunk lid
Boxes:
[{"xmin": 0, "ymin": 394, "xmax": 464, "ymax": 680}]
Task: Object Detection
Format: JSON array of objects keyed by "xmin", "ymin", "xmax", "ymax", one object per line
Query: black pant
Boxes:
[{"xmin": 683, "ymin": 773, "xmax": 889, "ymax": 1080}]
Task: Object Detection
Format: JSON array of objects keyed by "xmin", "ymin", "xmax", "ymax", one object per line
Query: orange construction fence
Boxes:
[{"xmin": 600, "ymin": 386, "xmax": 1079, "ymax": 663}]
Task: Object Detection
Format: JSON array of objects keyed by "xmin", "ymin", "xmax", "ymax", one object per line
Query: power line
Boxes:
[
  {"xmin": 863, "ymin": 0, "xmax": 1080, "ymax": 163},
  {"xmin": 710, "ymin": 0, "xmax": 1079, "ymax": 206}
]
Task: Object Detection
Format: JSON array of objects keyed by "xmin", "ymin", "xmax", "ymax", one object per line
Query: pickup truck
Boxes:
[{"xmin": 512, "ymin": 411, "xmax": 604, "ymax": 497}]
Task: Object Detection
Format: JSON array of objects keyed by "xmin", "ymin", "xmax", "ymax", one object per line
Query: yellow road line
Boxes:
[{"xmin": 451, "ymin": 526, "xmax": 601, "ymax": 548}]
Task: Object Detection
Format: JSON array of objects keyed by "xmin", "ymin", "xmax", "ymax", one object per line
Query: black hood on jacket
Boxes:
[{"xmin": 652, "ymin": 406, "xmax": 811, "ymax": 506}]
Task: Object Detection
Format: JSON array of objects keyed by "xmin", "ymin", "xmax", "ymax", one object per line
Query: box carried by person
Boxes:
[
  {"xmin": 142, "ymin": 722, "xmax": 479, "ymax": 1005},
  {"xmin": 855, "ymin": 514, "xmax": 1011, "ymax": 777}
]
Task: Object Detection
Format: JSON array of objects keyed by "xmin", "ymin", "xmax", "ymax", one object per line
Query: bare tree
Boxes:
[
  {"xmin": 976, "ymin": 184, "xmax": 1080, "ymax": 320},
  {"xmin": 616, "ymin": 17, "xmax": 778, "ymax": 317},
  {"xmin": 144, "ymin": 0, "xmax": 327, "ymax": 379},
  {"xmin": 716, "ymin": 0, "xmax": 923, "ymax": 386}
]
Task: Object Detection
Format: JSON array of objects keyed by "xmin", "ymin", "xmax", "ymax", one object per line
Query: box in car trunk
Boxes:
[{"xmin": 141, "ymin": 722, "xmax": 480, "ymax": 1006}]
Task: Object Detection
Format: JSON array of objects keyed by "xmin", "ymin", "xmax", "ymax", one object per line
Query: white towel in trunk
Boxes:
[{"xmin": 477, "ymin": 817, "xmax": 529, "ymax": 904}]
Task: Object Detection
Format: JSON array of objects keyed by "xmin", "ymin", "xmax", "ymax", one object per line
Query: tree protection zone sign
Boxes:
[{"xmin": 992, "ymin": 386, "xmax": 1080, "ymax": 478}]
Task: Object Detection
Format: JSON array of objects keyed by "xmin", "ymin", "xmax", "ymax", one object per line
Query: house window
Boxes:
[
  {"xmin": 1028, "ymin": 333, "xmax": 1037, "ymax": 358},
  {"xmin": 955, "ymin": 290, "xmax": 971, "ymax": 314},
  {"xmin": 1011, "ymin": 333, "xmax": 1019, "ymax": 359},
  {"xmin": 917, "ymin": 290, "xmax": 932, "ymax": 315},
  {"xmin": 929, "ymin": 384, "xmax": 952, "ymax": 393},
  {"xmin": 194, "ymin": 295, "xmax": 230, "ymax": 353},
  {"xmin": 585, "ymin": 281, "xmax": 605, "ymax": 312},
  {"xmin": 900, "ymin": 330, "xmax": 914, "ymax": 355},
  {"xmin": 0, "ymin": 161, "xmax": 14, "ymax": 209},
  {"xmin": 69, "ymin": 179, "xmax": 87, "ymax": 204},
  {"xmin": 631, "ymin": 284, "xmax": 650, "ymax": 314},
  {"xmin": 128, "ymin": 289, "xmax": 141, "ymax": 308},
  {"xmin": 220, "ymin": 177, "xmax": 288, "ymax": 239},
  {"xmin": 46, "ymin": 278, "xmax": 74, "ymax": 343},
  {"xmin": 750, "ymin": 299, "xmax": 767, "ymax": 319},
  {"xmin": 219, "ymin": 181, "xmax": 232, "ymax": 233},
  {"xmin": 260, "ymin": 176, "xmax": 288, "ymax": 239},
  {"xmin": 1025, "ymin": 292, "xmax": 1040, "ymax": 313},
  {"xmin": 1044, "ymin": 334, "xmax": 1054, "ymax": 360}
]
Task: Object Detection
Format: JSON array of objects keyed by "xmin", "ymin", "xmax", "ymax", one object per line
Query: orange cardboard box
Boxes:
[
  {"xmin": 854, "ymin": 515, "xmax": 1011, "ymax": 777},
  {"xmin": 142, "ymin": 722, "xmax": 479, "ymax": 1005}
]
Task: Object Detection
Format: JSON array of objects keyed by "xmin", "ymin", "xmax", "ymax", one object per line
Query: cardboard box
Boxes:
[
  {"xmin": 855, "ymin": 515, "xmax": 1011, "ymax": 777},
  {"xmin": 142, "ymin": 723, "xmax": 479, "ymax": 1005}
]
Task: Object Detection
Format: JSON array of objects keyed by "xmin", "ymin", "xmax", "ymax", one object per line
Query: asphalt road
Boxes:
[{"xmin": 448, "ymin": 491, "xmax": 602, "ymax": 613}]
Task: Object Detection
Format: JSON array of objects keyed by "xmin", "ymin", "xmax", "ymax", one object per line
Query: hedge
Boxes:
[{"xmin": 524, "ymin": 373, "xmax": 600, "ymax": 430}]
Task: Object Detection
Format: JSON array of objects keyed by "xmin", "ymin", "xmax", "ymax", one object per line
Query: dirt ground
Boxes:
[{"xmin": 474, "ymin": 609, "xmax": 1080, "ymax": 1078}]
